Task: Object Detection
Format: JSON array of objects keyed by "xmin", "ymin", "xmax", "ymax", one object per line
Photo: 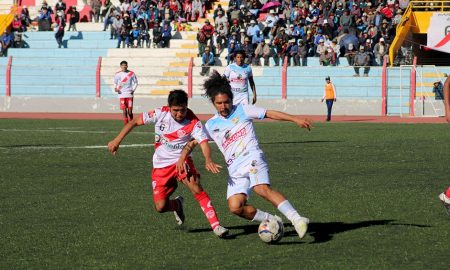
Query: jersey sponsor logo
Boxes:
[
  {"xmin": 155, "ymin": 134, "xmax": 186, "ymax": 150},
  {"xmin": 231, "ymin": 117, "xmax": 240, "ymax": 124},
  {"xmin": 222, "ymin": 127, "xmax": 247, "ymax": 149}
]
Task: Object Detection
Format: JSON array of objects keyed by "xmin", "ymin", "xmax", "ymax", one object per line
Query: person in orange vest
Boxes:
[{"xmin": 321, "ymin": 76, "xmax": 337, "ymax": 121}]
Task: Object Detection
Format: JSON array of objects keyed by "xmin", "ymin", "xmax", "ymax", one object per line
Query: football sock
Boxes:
[
  {"xmin": 195, "ymin": 191, "xmax": 220, "ymax": 230},
  {"xmin": 123, "ymin": 118, "xmax": 129, "ymax": 125},
  {"xmin": 252, "ymin": 209, "xmax": 274, "ymax": 222},
  {"xmin": 445, "ymin": 187, "xmax": 450, "ymax": 198},
  {"xmin": 167, "ymin": 199, "xmax": 180, "ymax": 212},
  {"xmin": 277, "ymin": 200, "xmax": 302, "ymax": 223}
]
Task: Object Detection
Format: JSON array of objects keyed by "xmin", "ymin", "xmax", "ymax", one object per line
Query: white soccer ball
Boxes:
[{"xmin": 258, "ymin": 218, "xmax": 284, "ymax": 243}]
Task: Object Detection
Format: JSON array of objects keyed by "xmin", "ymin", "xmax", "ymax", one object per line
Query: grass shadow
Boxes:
[{"xmin": 304, "ymin": 220, "xmax": 431, "ymax": 244}]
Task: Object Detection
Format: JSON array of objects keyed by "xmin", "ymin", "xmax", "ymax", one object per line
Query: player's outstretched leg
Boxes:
[
  {"xmin": 195, "ymin": 191, "xmax": 229, "ymax": 238},
  {"xmin": 253, "ymin": 185, "xmax": 309, "ymax": 239},
  {"xmin": 439, "ymin": 187, "xmax": 450, "ymax": 216}
]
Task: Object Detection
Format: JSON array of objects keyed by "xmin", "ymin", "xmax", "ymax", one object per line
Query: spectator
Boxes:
[
  {"xmin": 11, "ymin": 15, "xmax": 23, "ymax": 32},
  {"xmin": 330, "ymin": 39, "xmax": 340, "ymax": 66},
  {"xmin": 130, "ymin": 24, "xmax": 140, "ymax": 48},
  {"xmin": 227, "ymin": 39, "xmax": 240, "ymax": 64},
  {"xmin": 153, "ymin": 21, "xmax": 163, "ymax": 48},
  {"xmin": 191, "ymin": 0, "xmax": 203, "ymax": 21},
  {"xmin": 252, "ymin": 30, "xmax": 264, "ymax": 46},
  {"xmin": 90, "ymin": 0, "xmax": 101, "ymax": 23},
  {"xmin": 246, "ymin": 19, "xmax": 260, "ymax": 37},
  {"xmin": 316, "ymin": 38, "xmax": 327, "ymax": 56},
  {"xmin": 254, "ymin": 39, "xmax": 271, "ymax": 66},
  {"xmin": 21, "ymin": 6, "xmax": 31, "ymax": 29},
  {"xmin": 101, "ymin": 0, "xmax": 113, "ymax": 23},
  {"xmin": 0, "ymin": 31, "xmax": 12, "ymax": 56},
  {"xmin": 67, "ymin": 6, "xmax": 80, "ymax": 32},
  {"xmin": 161, "ymin": 22, "xmax": 172, "ymax": 48},
  {"xmin": 298, "ymin": 39, "xmax": 308, "ymax": 66},
  {"xmin": 215, "ymin": 11, "xmax": 228, "ymax": 28},
  {"xmin": 197, "ymin": 29, "xmax": 207, "ymax": 56},
  {"xmin": 433, "ymin": 81, "xmax": 444, "ymax": 100},
  {"xmin": 117, "ymin": 26, "xmax": 129, "ymax": 48},
  {"xmin": 263, "ymin": 10, "xmax": 278, "ymax": 37},
  {"xmin": 216, "ymin": 22, "xmax": 228, "ymax": 53},
  {"xmin": 54, "ymin": 18, "xmax": 65, "ymax": 48},
  {"xmin": 55, "ymin": 0, "xmax": 67, "ymax": 16},
  {"xmin": 201, "ymin": 19, "xmax": 215, "ymax": 48},
  {"xmin": 273, "ymin": 27, "xmax": 289, "ymax": 66},
  {"xmin": 344, "ymin": 43, "xmax": 357, "ymax": 66},
  {"xmin": 242, "ymin": 37, "xmax": 254, "ymax": 65},
  {"xmin": 213, "ymin": 4, "xmax": 225, "ymax": 20},
  {"xmin": 38, "ymin": 7, "xmax": 52, "ymax": 31},
  {"xmin": 200, "ymin": 46, "xmax": 215, "ymax": 76},
  {"xmin": 353, "ymin": 45, "xmax": 371, "ymax": 77},
  {"xmin": 373, "ymin": 37, "xmax": 388, "ymax": 66},
  {"xmin": 139, "ymin": 25, "xmax": 151, "ymax": 48},
  {"xmin": 102, "ymin": 0, "xmax": 114, "ymax": 31},
  {"xmin": 111, "ymin": 14, "xmax": 123, "ymax": 40},
  {"xmin": 286, "ymin": 39, "xmax": 299, "ymax": 66},
  {"xmin": 319, "ymin": 48, "xmax": 333, "ymax": 66}
]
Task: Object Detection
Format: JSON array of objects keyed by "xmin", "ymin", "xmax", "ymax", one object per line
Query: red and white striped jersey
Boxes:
[{"xmin": 142, "ymin": 106, "xmax": 208, "ymax": 168}]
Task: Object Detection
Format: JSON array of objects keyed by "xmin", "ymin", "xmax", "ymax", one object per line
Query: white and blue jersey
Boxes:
[
  {"xmin": 205, "ymin": 104, "xmax": 265, "ymax": 172},
  {"xmin": 205, "ymin": 104, "xmax": 270, "ymax": 198},
  {"xmin": 223, "ymin": 63, "xmax": 253, "ymax": 105}
]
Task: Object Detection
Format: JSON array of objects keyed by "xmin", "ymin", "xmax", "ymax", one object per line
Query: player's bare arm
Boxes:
[
  {"xmin": 177, "ymin": 139, "xmax": 222, "ymax": 174},
  {"xmin": 176, "ymin": 139, "xmax": 197, "ymax": 174},
  {"xmin": 249, "ymin": 76, "xmax": 257, "ymax": 104},
  {"xmin": 265, "ymin": 110, "xmax": 312, "ymax": 131},
  {"xmin": 444, "ymin": 75, "xmax": 450, "ymax": 123},
  {"xmin": 198, "ymin": 140, "xmax": 222, "ymax": 174},
  {"xmin": 108, "ymin": 117, "xmax": 144, "ymax": 155}
]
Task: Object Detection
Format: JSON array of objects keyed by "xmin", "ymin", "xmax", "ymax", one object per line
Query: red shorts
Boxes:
[
  {"xmin": 120, "ymin": 98, "xmax": 133, "ymax": 110},
  {"xmin": 151, "ymin": 157, "xmax": 199, "ymax": 202}
]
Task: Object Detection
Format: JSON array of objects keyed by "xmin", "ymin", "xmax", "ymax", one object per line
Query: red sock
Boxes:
[
  {"xmin": 195, "ymin": 191, "xmax": 220, "ymax": 230},
  {"xmin": 123, "ymin": 118, "xmax": 129, "ymax": 125},
  {"xmin": 445, "ymin": 187, "xmax": 450, "ymax": 198}
]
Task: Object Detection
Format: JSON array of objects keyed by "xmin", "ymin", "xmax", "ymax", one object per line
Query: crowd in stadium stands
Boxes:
[
  {"xmin": 195, "ymin": 0, "xmax": 406, "ymax": 71},
  {"xmin": 97, "ymin": 0, "xmax": 214, "ymax": 48}
]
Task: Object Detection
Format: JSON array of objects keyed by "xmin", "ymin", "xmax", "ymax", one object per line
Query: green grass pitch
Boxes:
[{"xmin": 0, "ymin": 119, "xmax": 449, "ymax": 269}]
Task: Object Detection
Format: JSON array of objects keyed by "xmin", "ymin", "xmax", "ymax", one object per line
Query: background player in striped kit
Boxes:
[{"xmin": 113, "ymin": 61, "xmax": 138, "ymax": 125}]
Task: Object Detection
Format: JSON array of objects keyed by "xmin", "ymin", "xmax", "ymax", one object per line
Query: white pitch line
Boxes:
[
  {"xmin": 0, "ymin": 128, "xmax": 153, "ymax": 134},
  {"xmin": 0, "ymin": 143, "xmax": 154, "ymax": 150}
]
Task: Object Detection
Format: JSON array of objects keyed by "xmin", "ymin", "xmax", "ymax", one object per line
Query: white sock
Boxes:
[
  {"xmin": 252, "ymin": 209, "xmax": 274, "ymax": 222},
  {"xmin": 277, "ymin": 200, "xmax": 302, "ymax": 223}
]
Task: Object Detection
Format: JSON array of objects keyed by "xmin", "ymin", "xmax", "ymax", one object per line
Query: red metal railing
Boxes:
[
  {"xmin": 6, "ymin": 56, "xmax": 12, "ymax": 96},
  {"xmin": 96, "ymin": 56, "xmax": 102, "ymax": 97},
  {"xmin": 188, "ymin": 57, "xmax": 193, "ymax": 98},
  {"xmin": 282, "ymin": 57, "xmax": 288, "ymax": 99},
  {"xmin": 409, "ymin": 56, "xmax": 417, "ymax": 117},
  {"xmin": 381, "ymin": 56, "xmax": 387, "ymax": 116}
]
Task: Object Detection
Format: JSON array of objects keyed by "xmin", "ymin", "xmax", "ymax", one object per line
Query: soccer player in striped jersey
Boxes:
[
  {"xmin": 113, "ymin": 61, "xmax": 138, "ymax": 125},
  {"xmin": 223, "ymin": 50, "xmax": 257, "ymax": 105},
  {"xmin": 108, "ymin": 90, "xmax": 229, "ymax": 238},
  {"xmin": 179, "ymin": 71, "xmax": 312, "ymax": 239}
]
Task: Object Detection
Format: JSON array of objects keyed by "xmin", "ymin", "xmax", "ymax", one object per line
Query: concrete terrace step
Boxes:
[
  {"xmin": 9, "ymin": 48, "xmax": 108, "ymax": 58},
  {"xmin": 105, "ymin": 48, "xmax": 198, "ymax": 57}
]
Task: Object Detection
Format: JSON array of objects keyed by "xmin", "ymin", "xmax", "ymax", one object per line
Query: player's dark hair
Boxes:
[
  {"xmin": 202, "ymin": 70, "xmax": 233, "ymax": 103},
  {"xmin": 120, "ymin": 60, "xmax": 128, "ymax": 65},
  {"xmin": 235, "ymin": 50, "xmax": 246, "ymax": 58},
  {"xmin": 168, "ymin": 89, "xmax": 188, "ymax": 106}
]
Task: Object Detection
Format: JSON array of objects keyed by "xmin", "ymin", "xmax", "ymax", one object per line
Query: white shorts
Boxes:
[
  {"xmin": 232, "ymin": 94, "xmax": 249, "ymax": 106},
  {"xmin": 226, "ymin": 152, "xmax": 270, "ymax": 199}
]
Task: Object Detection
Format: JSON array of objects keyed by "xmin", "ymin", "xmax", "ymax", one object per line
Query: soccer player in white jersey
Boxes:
[
  {"xmin": 179, "ymin": 71, "xmax": 312, "ymax": 239},
  {"xmin": 108, "ymin": 90, "xmax": 229, "ymax": 238},
  {"xmin": 113, "ymin": 60, "xmax": 138, "ymax": 125},
  {"xmin": 223, "ymin": 50, "xmax": 257, "ymax": 105}
]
